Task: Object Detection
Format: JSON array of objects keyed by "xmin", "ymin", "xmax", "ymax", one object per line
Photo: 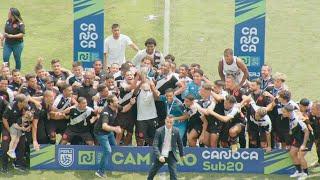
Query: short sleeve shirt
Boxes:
[{"xmin": 4, "ymin": 20, "xmax": 25, "ymax": 44}]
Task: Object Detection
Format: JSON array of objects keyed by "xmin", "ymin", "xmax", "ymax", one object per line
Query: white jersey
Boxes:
[
  {"xmin": 136, "ymin": 88, "xmax": 158, "ymax": 121},
  {"xmin": 222, "ymin": 56, "xmax": 244, "ymax": 84},
  {"xmin": 104, "ymin": 34, "xmax": 133, "ymax": 65}
]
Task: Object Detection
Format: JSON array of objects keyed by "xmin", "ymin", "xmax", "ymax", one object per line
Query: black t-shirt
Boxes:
[
  {"xmin": 156, "ymin": 75, "xmax": 178, "ymax": 95},
  {"xmin": 2, "ymin": 102, "xmax": 23, "ymax": 126},
  {"xmin": 8, "ymin": 81, "xmax": 22, "ymax": 92},
  {"xmin": 4, "ymin": 20, "xmax": 25, "ymax": 44},
  {"xmin": 20, "ymin": 85, "xmax": 42, "ymax": 97},
  {"xmin": 67, "ymin": 107, "xmax": 94, "ymax": 133},
  {"xmin": 0, "ymin": 90, "xmax": 10, "ymax": 104},
  {"xmin": 67, "ymin": 75, "xmax": 83, "ymax": 86},
  {"xmin": 49, "ymin": 71, "xmax": 69, "ymax": 85},
  {"xmin": 37, "ymin": 77, "xmax": 46, "ymax": 91},
  {"xmin": 34, "ymin": 101, "xmax": 50, "ymax": 139},
  {"xmin": 75, "ymin": 84, "xmax": 97, "ymax": 108},
  {"xmin": 94, "ymin": 105, "xmax": 122, "ymax": 135}
]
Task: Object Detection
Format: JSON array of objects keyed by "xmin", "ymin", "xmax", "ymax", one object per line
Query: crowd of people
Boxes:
[{"xmin": 1, "ymin": 11, "xmax": 319, "ymax": 179}]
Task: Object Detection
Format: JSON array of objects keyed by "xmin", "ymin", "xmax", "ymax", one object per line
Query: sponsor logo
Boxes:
[
  {"xmin": 58, "ymin": 148, "xmax": 74, "ymax": 167},
  {"xmin": 78, "ymin": 150, "xmax": 95, "ymax": 165}
]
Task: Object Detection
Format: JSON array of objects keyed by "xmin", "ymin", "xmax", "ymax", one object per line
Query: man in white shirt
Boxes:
[
  {"xmin": 147, "ymin": 116, "xmax": 184, "ymax": 180},
  {"xmin": 132, "ymin": 38, "xmax": 164, "ymax": 69},
  {"xmin": 104, "ymin": 24, "xmax": 139, "ymax": 67}
]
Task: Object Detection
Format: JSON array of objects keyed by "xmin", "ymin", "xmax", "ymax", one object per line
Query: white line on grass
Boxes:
[{"xmin": 163, "ymin": 0, "xmax": 170, "ymax": 55}]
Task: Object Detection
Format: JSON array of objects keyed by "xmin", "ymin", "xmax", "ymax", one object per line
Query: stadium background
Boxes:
[{"xmin": 0, "ymin": 0, "xmax": 319, "ymax": 179}]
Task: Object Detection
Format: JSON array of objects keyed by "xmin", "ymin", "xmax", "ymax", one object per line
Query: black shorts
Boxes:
[
  {"xmin": 220, "ymin": 122, "xmax": 245, "ymax": 143},
  {"xmin": 48, "ymin": 119, "xmax": 68, "ymax": 137},
  {"xmin": 188, "ymin": 119, "xmax": 202, "ymax": 135},
  {"xmin": 206, "ymin": 120, "xmax": 223, "ymax": 134},
  {"xmin": 276, "ymin": 130, "xmax": 292, "ymax": 144},
  {"xmin": 116, "ymin": 110, "xmax": 136, "ymax": 133},
  {"xmin": 135, "ymin": 118, "xmax": 158, "ymax": 141},
  {"xmin": 248, "ymin": 121, "xmax": 270, "ymax": 142},
  {"xmin": 62, "ymin": 127, "xmax": 94, "ymax": 142}
]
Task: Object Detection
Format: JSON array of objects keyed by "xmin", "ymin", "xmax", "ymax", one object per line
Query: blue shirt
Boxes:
[
  {"xmin": 159, "ymin": 95, "xmax": 185, "ymax": 118},
  {"xmin": 182, "ymin": 81, "xmax": 202, "ymax": 100}
]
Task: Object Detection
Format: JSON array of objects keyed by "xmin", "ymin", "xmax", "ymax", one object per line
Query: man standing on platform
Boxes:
[
  {"xmin": 104, "ymin": 24, "xmax": 139, "ymax": 67},
  {"xmin": 147, "ymin": 116, "xmax": 184, "ymax": 180}
]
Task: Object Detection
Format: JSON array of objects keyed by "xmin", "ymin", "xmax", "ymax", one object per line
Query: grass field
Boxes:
[{"xmin": 0, "ymin": 0, "xmax": 320, "ymax": 179}]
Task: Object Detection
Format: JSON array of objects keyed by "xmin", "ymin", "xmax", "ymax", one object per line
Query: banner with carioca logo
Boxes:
[
  {"xmin": 30, "ymin": 145, "xmax": 295, "ymax": 174},
  {"xmin": 73, "ymin": 0, "xmax": 104, "ymax": 68},
  {"xmin": 234, "ymin": 0, "xmax": 266, "ymax": 80}
]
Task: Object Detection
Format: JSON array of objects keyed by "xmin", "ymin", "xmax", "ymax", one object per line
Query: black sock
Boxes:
[
  {"xmin": 303, "ymin": 168, "xmax": 308, "ymax": 174},
  {"xmin": 295, "ymin": 164, "xmax": 301, "ymax": 173}
]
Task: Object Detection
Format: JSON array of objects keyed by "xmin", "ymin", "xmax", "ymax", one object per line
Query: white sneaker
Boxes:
[
  {"xmin": 6, "ymin": 151, "xmax": 16, "ymax": 159},
  {"xmin": 298, "ymin": 172, "xmax": 308, "ymax": 180},
  {"xmin": 309, "ymin": 161, "xmax": 320, "ymax": 168},
  {"xmin": 290, "ymin": 170, "xmax": 302, "ymax": 178}
]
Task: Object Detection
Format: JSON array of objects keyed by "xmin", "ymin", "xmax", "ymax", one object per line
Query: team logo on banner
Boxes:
[{"xmin": 58, "ymin": 148, "xmax": 74, "ymax": 168}]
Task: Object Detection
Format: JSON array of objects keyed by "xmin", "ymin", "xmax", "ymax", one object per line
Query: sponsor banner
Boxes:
[
  {"xmin": 73, "ymin": 0, "xmax": 104, "ymax": 68},
  {"xmin": 234, "ymin": 0, "xmax": 266, "ymax": 79},
  {"xmin": 31, "ymin": 145, "xmax": 294, "ymax": 174}
]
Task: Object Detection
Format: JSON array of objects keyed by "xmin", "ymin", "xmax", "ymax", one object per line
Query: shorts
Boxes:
[
  {"xmin": 188, "ymin": 119, "xmax": 202, "ymax": 135},
  {"xmin": 48, "ymin": 119, "xmax": 68, "ymax": 136},
  {"xmin": 248, "ymin": 121, "xmax": 270, "ymax": 142},
  {"xmin": 62, "ymin": 127, "xmax": 94, "ymax": 142},
  {"xmin": 116, "ymin": 110, "xmax": 136, "ymax": 133},
  {"xmin": 219, "ymin": 122, "xmax": 245, "ymax": 143},
  {"xmin": 10, "ymin": 125, "xmax": 22, "ymax": 137},
  {"xmin": 206, "ymin": 120, "xmax": 223, "ymax": 134},
  {"xmin": 135, "ymin": 118, "xmax": 158, "ymax": 141},
  {"xmin": 276, "ymin": 130, "xmax": 292, "ymax": 144}
]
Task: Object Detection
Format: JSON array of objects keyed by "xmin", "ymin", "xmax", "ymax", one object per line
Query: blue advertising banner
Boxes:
[
  {"xmin": 73, "ymin": 0, "xmax": 104, "ymax": 68},
  {"xmin": 31, "ymin": 145, "xmax": 295, "ymax": 174},
  {"xmin": 234, "ymin": 0, "xmax": 266, "ymax": 80}
]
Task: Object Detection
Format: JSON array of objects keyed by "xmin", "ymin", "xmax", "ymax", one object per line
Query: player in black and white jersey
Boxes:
[
  {"xmin": 115, "ymin": 70, "xmax": 137, "ymax": 145},
  {"xmin": 184, "ymin": 94, "xmax": 202, "ymax": 147},
  {"xmin": 48, "ymin": 83, "xmax": 74, "ymax": 144},
  {"xmin": 282, "ymin": 104, "xmax": 309, "ymax": 179},
  {"xmin": 243, "ymin": 96, "xmax": 272, "ymax": 151},
  {"xmin": 206, "ymin": 95, "xmax": 244, "ymax": 152},
  {"xmin": 247, "ymin": 79, "xmax": 271, "ymax": 148},
  {"xmin": 93, "ymin": 83, "xmax": 109, "ymax": 111},
  {"xmin": 66, "ymin": 62, "xmax": 83, "ymax": 90},
  {"xmin": 265, "ymin": 90, "xmax": 299, "ymax": 149},
  {"xmin": 60, "ymin": 97, "xmax": 97, "ymax": 145},
  {"xmin": 308, "ymin": 101, "xmax": 320, "ymax": 168}
]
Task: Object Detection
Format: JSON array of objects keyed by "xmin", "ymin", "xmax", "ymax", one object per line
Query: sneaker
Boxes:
[
  {"xmin": 95, "ymin": 171, "xmax": 105, "ymax": 178},
  {"xmin": 231, "ymin": 144, "xmax": 238, "ymax": 153},
  {"xmin": 0, "ymin": 167, "xmax": 8, "ymax": 174},
  {"xmin": 7, "ymin": 151, "xmax": 16, "ymax": 159},
  {"xmin": 290, "ymin": 170, "xmax": 302, "ymax": 178},
  {"xmin": 13, "ymin": 164, "xmax": 27, "ymax": 172},
  {"xmin": 309, "ymin": 161, "xmax": 320, "ymax": 168},
  {"xmin": 298, "ymin": 172, "xmax": 308, "ymax": 180}
]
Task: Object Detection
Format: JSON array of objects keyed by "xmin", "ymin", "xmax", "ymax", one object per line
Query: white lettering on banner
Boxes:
[
  {"xmin": 79, "ymin": 23, "xmax": 98, "ymax": 48},
  {"xmin": 249, "ymin": 72, "xmax": 261, "ymax": 77},
  {"xmin": 240, "ymin": 27, "xmax": 259, "ymax": 52},
  {"xmin": 202, "ymin": 150, "xmax": 259, "ymax": 160}
]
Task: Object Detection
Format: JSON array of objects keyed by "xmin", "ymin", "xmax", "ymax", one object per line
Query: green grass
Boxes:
[{"xmin": 0, "ymin": 0, "xmax": 320, "ymax": 179}]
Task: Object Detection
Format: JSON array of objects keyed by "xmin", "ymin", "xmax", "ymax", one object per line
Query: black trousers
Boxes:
[
  {"xmin": 147, "ymin": 151, "xmax": 177, "ymax": 180},
  {"xmin": 1, "ymin": 128, "xmax": 26, "ymax": 169}
]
